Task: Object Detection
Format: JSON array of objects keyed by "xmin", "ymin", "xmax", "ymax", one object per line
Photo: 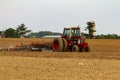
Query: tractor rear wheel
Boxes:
[
  {"xmin": 72, "ymin": 45, "xmax": 79, "ymax": 52},
  {"xmin": 52, "ymin": 38, "xmax": 63, "ymax": 52},
  {"xmin": 85, "ymin": 46, "xmax": 90, "ymax": 52},
  {"xmin": 62, "ymin": 38, "xmax": 68, "ymax": 51}
]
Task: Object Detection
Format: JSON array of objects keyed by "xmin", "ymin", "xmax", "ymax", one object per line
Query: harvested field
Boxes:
[
  {"xmin": 0, "ymin": 38, "xmax": 120, "ymax": 52},
  {"xmin": 87, "ymin": 39, "xmax": 120, "ymax": 52},
  {"xmin": 0, "ymin": 38, "xmax": 52, "ymax": 48},
  {"xmin": 0, "ymin": 52, "xmax": 120, "ymax": 60},
  {"xmin": 0, "ymin": 38, "xmax": 120, "ymax": 80},
  {"xmin": 0, "ymin": 56, "xmax": 120, "ymax": 80}
]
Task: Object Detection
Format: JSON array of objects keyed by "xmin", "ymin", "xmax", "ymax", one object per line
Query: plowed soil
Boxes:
[{"xmin": 0, "ymin": 38, "xmax": 120, "ymax": 80}]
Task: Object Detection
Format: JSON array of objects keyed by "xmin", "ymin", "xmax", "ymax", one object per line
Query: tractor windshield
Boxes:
[
  {"xmin": 64, "ymin": 29, "xmax": 70, "ymax": 36},
  {"xmin": 71, "ymin": 29, "xmax": 80, "ymax": 36}
]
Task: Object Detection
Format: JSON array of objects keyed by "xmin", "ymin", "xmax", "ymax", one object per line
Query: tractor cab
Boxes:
[{"xmin": 62, "ymin": 27, "xmax": 81, "ymax": 39}]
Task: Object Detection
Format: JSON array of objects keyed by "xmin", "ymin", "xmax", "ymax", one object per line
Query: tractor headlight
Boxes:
[
  {"xmin": 83, "ymin": 37, "xmax": 86, "ymax": 42},
  {"xmin": 81, "ymin": 36, "xmax": 86, "ymax": 43},
  {"xmin": 78, "ymin": 39, "xmax": 81, "ymax": 44}
]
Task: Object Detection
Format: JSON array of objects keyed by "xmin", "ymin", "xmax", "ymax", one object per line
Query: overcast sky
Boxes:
[{"xmin": 0, "ymin": 0, "xmax": 120, "ymax": 34}]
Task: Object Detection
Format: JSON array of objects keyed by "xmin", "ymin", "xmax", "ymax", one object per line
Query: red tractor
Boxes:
[{"xmin": 52, "ymin": 27, "xmax": 90, "ymax": 52}]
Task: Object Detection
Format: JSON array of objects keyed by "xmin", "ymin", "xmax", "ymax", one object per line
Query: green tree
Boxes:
[
  {"xmin": 86, "ymin": 21, "xmax": 96, "ymax": 38},
  {"xmin": 4, "ymin": 28, "xmax": 19, "ymax": 38},
  {"xmin": 16, "ymin": 24, "xmax": 31, "ymax": 38}
]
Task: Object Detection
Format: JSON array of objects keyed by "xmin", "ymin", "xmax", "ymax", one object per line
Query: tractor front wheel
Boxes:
[
  {"xmin": 85, "ymin": 46, "xmax": 90, "ymax": 52},
  {"xmin": 72, "ymin": 45, "xmax": 79, "ymax": 52},
  {"xmin": 80, "ymin": 47, "xmax": 85, "ymax": 52}
]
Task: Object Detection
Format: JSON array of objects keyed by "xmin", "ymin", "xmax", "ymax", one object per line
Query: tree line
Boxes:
[
  {"xmin": 1, "ymin": 23, "xmax": 61, "ymax": 38},
  {"xmin": 95, "ymin": 34, "xmax": 120, "ymax": 39},
  {"xmin": 3, "ymin": 24, "xmax": 31, "ymax": 38},
  {"xmin": 29, "ymin": 31, "xmax": 61, "ymax": 38},
  {"xmin": 1, "ymin": 23, "xmax": 120, "ymax": 39}
]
